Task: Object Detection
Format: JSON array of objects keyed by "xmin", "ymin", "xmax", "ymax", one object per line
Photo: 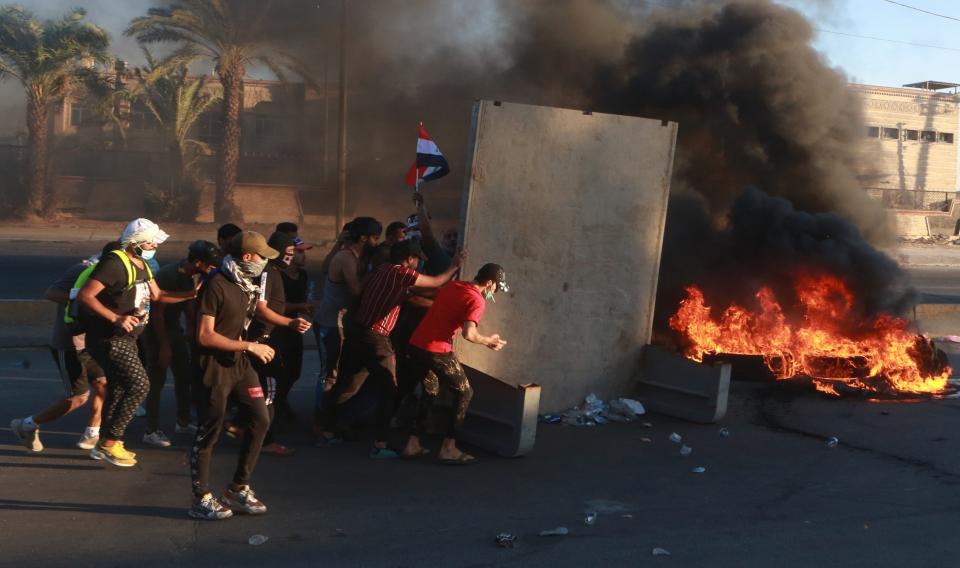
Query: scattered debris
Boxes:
[
  {"xmin": 692, "ymin": 466, "xmax": 706, "ymax": 473},
  {"xmin": 652, "ymin": 547, "xmax": 671, "ymax": 556},
  {"xmin": 826, "ymin": 436, "xmax": 839, "ymax": 448},
  {"xmin": 11, "ymin": 359, "xmax": 30, "ymax": 369},
  {"xmin": 560, "ymin": 394, "xmax": 647, "ymax": 426},
  {"xmin": 641, "ymin": 422, "xmax": 653, "ymax": 429},
  {"xmin": 668, "ymin": 433, "xmax": 683, "ymax": 443},
  {"xmin": 719, "ymin": 427, "xmax": 730, "ymax": 438},
  {"xmin": 622, "ymin": 514, "xmax": 634, "ymax": 519},
  {"xmin": 334, "ymin": 528, "xmax": 347, "ymax": 538},
  {"xmin": 679, "ymin": 445, "xmax": 693, "ymax": 457},
  {"xmin": 640, "ymin": 437, "xmax": 653, "ymax": 443},
  {"xmin": 538, "ymin": 527, "xmax": 569, "ymax": 537},
  {"xmin": 495, "ymin": 533, "xmax": 518, "ymax": 548},
  {"xmin": 584, "ymin": 512, "xmax": 597, "ymax": 526},
  {"xmin": 248, "ymin": 535, "xmax": 269, "ymax": 546},
  {"xmin": 539, "ymin": 414, "xmax": 562, "ymax": 424}
]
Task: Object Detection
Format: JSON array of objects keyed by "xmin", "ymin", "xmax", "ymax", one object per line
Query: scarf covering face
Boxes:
[{"xmin": 220, "ymin": 255, "xmax": 262, "ymax": 296}]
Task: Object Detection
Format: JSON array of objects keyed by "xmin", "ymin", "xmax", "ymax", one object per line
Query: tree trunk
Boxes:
[
  {"xmin": 216, "ymin": 63, "xmax": 243, "ymax": 223},
  {"xmin": 25, "ymin": 95, "xmax": 50, "ymax": 218}
]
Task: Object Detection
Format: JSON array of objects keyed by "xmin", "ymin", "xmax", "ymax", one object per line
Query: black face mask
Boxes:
[{"xmin": 280, "ymin": 253, "xmax": 294, "ymax": 267}]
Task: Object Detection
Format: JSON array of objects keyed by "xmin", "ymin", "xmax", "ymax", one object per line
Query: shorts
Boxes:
[{"xmin": 58, "ymin": 348, "xmax": 106, "ymax": 398}]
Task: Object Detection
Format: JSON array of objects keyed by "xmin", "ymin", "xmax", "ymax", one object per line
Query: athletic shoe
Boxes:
[
  {"xmin": 174, "ymin": 422, "xmax": 199, "ymax": 435},
  {"xmin": 189, "ymin": 493, "xmax": 234, "ymax": 521},
  {"xmin": 10, "ymin": 419, "xmax": 42, "ymax": 452},
  {"xmin": 76, "ymin": 432, "xmax": 99, "ymax": 450},
  {"xmin": 369, "ymin": 447, "xmax": 400, "ymax": 460},
  {"xmin": 90, "ymin": 441, "xmax": 137, "ymax": 467},
  {"xmin": 223, "ymin": 485, "xmax": 267, "ymax": 515},
  {"xmin": 143, "ymin": 430, "xmax": 172, "ymax": 447}
]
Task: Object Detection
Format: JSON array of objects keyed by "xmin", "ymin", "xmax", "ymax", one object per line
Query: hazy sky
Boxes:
[{"xmin": 1, "ymin": 0, "xmax": 958, "ymax": 135}]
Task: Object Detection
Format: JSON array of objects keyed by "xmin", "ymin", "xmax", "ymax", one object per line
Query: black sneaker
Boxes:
[{"xmin": 189, "ymin": 493, "xmax": 234, "ymax": 521}]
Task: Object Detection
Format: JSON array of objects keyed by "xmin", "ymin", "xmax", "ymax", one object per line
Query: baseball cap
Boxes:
[
  {"xmin": 120, "ymin": 218, "xmax": 169, "ymax": 246},
  {"xmin": 476, "ymin": 263, "xmax": 510, "ymax": 293},
  {"xmin": 293, "ymin": 236, "xmax": 313, "ymax": 250},
  {"xmin": 187, "ymin": 240, "xmax": 221, "ymax": 265},
  {"xmin": 230, "ymin": 231, "xmax": 279, "ymax": 260},
  {"xmin": 390, "ymin": 239, "xmax": 428, "ymax": 263}
]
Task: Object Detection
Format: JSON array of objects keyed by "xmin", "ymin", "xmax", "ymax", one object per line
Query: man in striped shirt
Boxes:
[{"xmin": 317, "ymin": 239, "xmax": 463, "ymax": 458}]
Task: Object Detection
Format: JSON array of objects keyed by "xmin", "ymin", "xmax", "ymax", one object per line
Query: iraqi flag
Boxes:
[{"xmin": 405, "ymin": 124, "xmax": 450, "ymax": 187}]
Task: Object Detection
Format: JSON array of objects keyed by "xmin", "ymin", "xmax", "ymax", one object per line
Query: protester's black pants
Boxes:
[
  {"xmin": 408, "ymin": 346, "xmax": 474, "ymax": 438},
  {"xmin": 249, "ymin": 337, "xmax": 284, "ymax": 445},
  {"xmin": 142, "ymin": 329, "xmax": 194, "ymax": 431},
  {"xmin": 319, "ymin": 322, "xmax": 397, "ymax": 442},
  {"xmin": 190, "ymin": 354, "xmax": 269, "ymax": 497},
  {"xmin": 272, "ymin": 327, "xmax": 303, "ymax": 414},
  {"xmin": 88, "ymin": 335, "xmax": 150, "ymax": 442}
]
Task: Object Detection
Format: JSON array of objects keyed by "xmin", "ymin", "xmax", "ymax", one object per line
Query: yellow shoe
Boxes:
[
  {"xmin": 116, "ymin": 441, "xmax": 137, "ymax": 459},
  {"xmin": 90, "ymin": 441, "xmax": 137, "ymax": 467}
]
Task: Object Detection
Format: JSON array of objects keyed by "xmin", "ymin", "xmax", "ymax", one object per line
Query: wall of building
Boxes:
[{"xmin": 853, "ymin": 83, "xmax": 960, "ymax": 192}]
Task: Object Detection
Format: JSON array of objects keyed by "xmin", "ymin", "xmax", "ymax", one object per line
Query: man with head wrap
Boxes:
[
  {"xmin": 78, "ymin": 219, "xmax": 198, "ymax": 467},
  {"xmin": 188, "ymin": 231, "xmax": 279, "ymax": 520}
]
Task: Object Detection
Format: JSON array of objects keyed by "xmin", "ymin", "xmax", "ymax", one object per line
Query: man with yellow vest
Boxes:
[{"xmin": 78, "ymin": 219, "xmax": 197, "ymax": 467}]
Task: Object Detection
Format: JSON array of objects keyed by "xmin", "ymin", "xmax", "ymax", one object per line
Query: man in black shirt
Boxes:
[
  {"xmin": 189, "ymin": 231, "xmax": 279, "ymax": 520},
  {"xmin": 142, "ymin": 240, "xmax": 221, "ymax": 446},
  {"xmin": 79, "ymin": 219, "xmax": 197, "ymax": 468}
]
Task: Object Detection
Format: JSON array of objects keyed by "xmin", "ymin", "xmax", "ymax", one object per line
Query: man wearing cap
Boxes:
[
  {"xmin": 141, "ymin": 240, "xmax": 222, "ymax": 447},
  {"xmin": 317, "ymin": 239, "xmax": 464, "ymax": 458},
  {"xmin": 78, "ymin": 219, "xmax": 197, "ymax": 467},
  {"xmin": 188, "ymin": 231, "xmax": 279, "ymax": 520},
  {"xmin": 402, "ymin": 263, "xmax": 509, "ymax": 465}
]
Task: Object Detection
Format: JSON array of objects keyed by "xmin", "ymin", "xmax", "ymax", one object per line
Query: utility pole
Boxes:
[{"xmin": 335, "ymin": 0, "xmax": 347, "ymax": 238}]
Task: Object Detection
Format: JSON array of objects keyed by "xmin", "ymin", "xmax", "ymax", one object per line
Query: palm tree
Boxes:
[
  {"xmin": 134, "ymin": 48, "xmax": 220, "ymax": 189},
  {"xmin": 126, "ymin": 0, "xmax": 312, "ymax": 222},
  {"xmin": 0, "ymin": 7, "xmax": 109, "ymax": 218}
]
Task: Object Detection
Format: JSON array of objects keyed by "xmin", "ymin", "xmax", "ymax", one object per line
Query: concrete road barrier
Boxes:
[{"xmin": 637, "ymin": 344, "xmax": 731, "ymax": 424}]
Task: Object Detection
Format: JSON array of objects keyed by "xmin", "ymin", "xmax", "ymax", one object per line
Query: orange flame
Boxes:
[{"xmin": 668, "ymin": 274, "xmax": 950, "ymax": 395}]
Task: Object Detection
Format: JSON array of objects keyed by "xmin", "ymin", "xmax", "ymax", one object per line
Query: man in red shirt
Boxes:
[
  {"xmin": 402, "ymin": 263, "xmax": 508, "ymax": 465},
  {"xmin": 317, "ymin": 239, "xmax": 464, "ymax": 458}
]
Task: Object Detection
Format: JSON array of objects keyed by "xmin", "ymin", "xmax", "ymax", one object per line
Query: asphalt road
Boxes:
[{"xmin": 1, "ymin": 348, "xmax": 960, "ymax": 566}]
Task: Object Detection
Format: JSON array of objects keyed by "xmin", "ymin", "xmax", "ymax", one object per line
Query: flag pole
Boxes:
[{"xmin": 415, "ymin": 121, "xmax": 423, "ymax": 194}]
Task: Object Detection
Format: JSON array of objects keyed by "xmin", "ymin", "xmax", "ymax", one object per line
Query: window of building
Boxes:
[
  {"xmin": 255, "ymin": 115, "xmax": 282, "ymax": 138},
  {"xmin": 939, "ymin": 132, "xmax": 954, "ymax": 144},
  {"xmin": 129, "ymin": 109, "xmax": 157, "ymax": 131},
  {"xmin": 882, "ymin": 127, "xmax": 900, "ymax": 140},
  {"xmin": 70, "ymin": 105, "xmax": 92, "ymax": 127},
  {"xmin": 197, "ymin": 112, "xmax": 220, "ymax": 144},
  {"xmin": 866, "ymin": 126, "xmax": 880, "ymax": 138},
  {"xmin": 904, "ymin": 129, "xmax": 919, "ymax": 141},
  {"xmin": 921, "ymin": 130, "xmax": 937, "ymax": 142}
]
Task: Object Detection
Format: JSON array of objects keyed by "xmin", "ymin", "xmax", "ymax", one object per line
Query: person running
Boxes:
[
  {"xmin": 141, "ymin": 240, "xmax": 221, "ymax": 447},
  {"xmin": 79, "ymin": 219, "xmax": 196, "ymax": 468},
  {"xmin": 401, "ymin": 263, "xmax": 509, "ymax": 465},
  {"xmin": 312, "ymin": 217, "xmax": 381, "ymax": 440},
  {"xmin": 189, "ymin": 231, "xmax": 279, "ymax": 520},
  {"xmin": 317, "ymin": 240, "xmax": 463, "ymax": 458},
  {"xmin": 9, "ymin": 242, "xmax": 118, "ymax": 452}
]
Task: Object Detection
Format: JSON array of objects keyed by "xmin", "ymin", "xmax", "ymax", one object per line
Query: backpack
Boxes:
[{"xmin": 64, "ymin": 250, "xmax": 154, "ymax": 330}]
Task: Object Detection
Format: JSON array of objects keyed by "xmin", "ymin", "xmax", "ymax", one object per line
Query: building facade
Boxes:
[{"xmin": 853, "ymin": 82, "xmax": 960, "ymax": 196}]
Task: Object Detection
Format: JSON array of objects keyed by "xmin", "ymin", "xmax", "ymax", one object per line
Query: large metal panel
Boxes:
[{"xmin": 457, "ymin": 100, "xmax": 677, "ymax": 412}]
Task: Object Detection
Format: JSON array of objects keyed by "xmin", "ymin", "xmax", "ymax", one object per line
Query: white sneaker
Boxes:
[
  {"xmin": 175, "ymin": 422, "xmax": 199, "ymax": 435},
  {"xmin": 143, "ymin": 430, "xmax": 172, "ymax": 447},
  {"xmin": 77, "ymin": 432, "xmax": 99, "ymax": 450},
  {"xmin": 10, "ymin": 419, "xmax": 42, "ymax": 452}
]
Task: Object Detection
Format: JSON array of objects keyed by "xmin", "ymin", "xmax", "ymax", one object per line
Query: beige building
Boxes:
[{"xmin": 853, "ymin": 82, "xmax": 960, "ymax": 198}]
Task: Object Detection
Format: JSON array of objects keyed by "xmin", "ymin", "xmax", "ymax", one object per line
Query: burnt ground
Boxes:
[{"xmin": 2, "ymin": 347, "xmax": 960, "ymax": 567}]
